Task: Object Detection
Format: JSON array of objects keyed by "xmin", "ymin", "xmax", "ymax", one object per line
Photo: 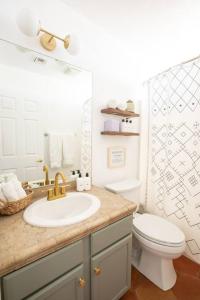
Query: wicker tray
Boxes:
[{"xmin": 0, "ymin": 190, "xmax": 33, "ymax": 216}]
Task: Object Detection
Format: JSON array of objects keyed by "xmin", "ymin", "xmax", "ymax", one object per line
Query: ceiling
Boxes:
[
  {"xmin": 61, "ymin": 0, "xmax": 195, "ymax": 47},
  {"xmin": 62, "ymin": 0, "xmax": 200, "ymax": 78}
]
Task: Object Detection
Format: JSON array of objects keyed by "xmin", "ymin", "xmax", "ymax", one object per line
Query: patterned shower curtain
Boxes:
[{"xmin": 147, "ymin": 58, "xmax": 200, "ymax": 264}]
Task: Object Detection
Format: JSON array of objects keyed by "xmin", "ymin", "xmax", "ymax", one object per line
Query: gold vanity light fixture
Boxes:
[{"xmin": 16, "ymin": 8, "xmax": 79, "ymax": 54}]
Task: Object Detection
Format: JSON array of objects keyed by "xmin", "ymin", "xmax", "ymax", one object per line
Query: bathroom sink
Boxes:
[{"xmin": 23, "ymin": 193, "xmax": 101, "ymax": 228}]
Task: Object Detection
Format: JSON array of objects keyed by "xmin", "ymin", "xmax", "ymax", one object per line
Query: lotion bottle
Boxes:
[
  {"xmin": 125, "ymin": 118, "xmax": 129, "ymax": 132},
  {"xmin": 84, "ymin": 173, "xmax": 91, "ymax": 191},
  {"xmin": 76, "ymin": 173, "xmax": 84, "ymax": 192},
  {"xmin": 128, "ymin": 119, "xmax": 133, "ymax": 132}
]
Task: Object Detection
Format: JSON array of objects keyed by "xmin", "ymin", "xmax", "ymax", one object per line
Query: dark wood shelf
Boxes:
[
  {"xmin": 101, "ymin": 108, "xmax": 140, "ymax": 118},
  {"xmin": 101, "ymin": 131, "xmax": 140, "ymax": 136}
]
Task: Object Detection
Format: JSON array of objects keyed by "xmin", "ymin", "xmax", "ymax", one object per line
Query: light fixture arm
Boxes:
[
  {"xmin": 17, "ymin": 8, "xmax": 78, "ymax": 53},
  {"xmin": 39, "ymin": 27, "xmax": 66, "ymax": 43},
  {"xmin": 39, "ymin": 27, "xmax": 70, "ymax": 50}
]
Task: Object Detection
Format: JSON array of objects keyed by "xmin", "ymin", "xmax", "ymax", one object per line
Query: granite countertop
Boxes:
[{"xmin": 0, "ymin": 186, "xmax": 137, "ymax": 277}]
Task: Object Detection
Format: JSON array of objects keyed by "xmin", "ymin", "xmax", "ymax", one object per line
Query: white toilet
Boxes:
[{"xmin": 105, "ymin": 179, "xmax": 186, "ymax": 291}]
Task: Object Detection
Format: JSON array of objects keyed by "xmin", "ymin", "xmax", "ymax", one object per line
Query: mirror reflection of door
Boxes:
[
  {"xmin": 0, "ymin": 40, "xmax": 92, "ymax": 183},
  {"xmin": 0, "ymin": 95, "xmax": 44, "ymax": 181}
]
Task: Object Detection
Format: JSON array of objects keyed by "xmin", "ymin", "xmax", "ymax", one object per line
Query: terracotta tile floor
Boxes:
[{"xmin": 121, "ymin": 256, "xmax": 200, "ymax": 300}]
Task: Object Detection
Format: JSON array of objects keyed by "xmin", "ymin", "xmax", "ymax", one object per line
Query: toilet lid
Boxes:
[
  {"xmin": 105, "ymin": 179, "xmax": 141, "ymax": 193},
  {"xmin": 133, "ymin": 214, "xmax": 185, "ymax": 246}
]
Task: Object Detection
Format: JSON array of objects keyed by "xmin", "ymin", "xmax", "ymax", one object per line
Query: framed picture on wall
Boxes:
[{"xmin": 107, "ymin": 146, "xmax": 126, "ymax": 168}]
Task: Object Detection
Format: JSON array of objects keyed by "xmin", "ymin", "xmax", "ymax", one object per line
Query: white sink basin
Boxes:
[{"xmin": 23, "ymin": 192, "xmax": 101, "ymax": 228}]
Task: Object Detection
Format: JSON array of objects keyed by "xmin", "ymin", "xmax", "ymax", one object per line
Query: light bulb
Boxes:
[
  {"xmin": 65, "ymin": 33, "xmax": 80, "ymax": 56},
  {"xmin": 17, "ymin": 8, "xmax": 40, "ymax": 37}
]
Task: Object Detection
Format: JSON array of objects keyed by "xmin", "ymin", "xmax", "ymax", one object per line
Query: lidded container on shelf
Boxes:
[{"xmin": 104, "ymin": 119, "xmax": 120, "ymax": 132}]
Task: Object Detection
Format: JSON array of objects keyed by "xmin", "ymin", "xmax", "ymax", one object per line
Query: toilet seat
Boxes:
[{"xmin": 133, "ymin": 213, "xmax": 185, "ymax": 247}]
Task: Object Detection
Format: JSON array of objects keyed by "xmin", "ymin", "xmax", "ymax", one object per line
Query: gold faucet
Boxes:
[
  {"xmin": 43, "ymin": 164, "xmax": 50, "ymax": 186},
  {"xmin": 47, "ymin": 172, "xmax": 67, "ymax": 200}
]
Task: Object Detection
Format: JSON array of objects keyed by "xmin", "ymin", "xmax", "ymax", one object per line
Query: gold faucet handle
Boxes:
[
  {"xmin": 60, "ymin": 186, "xmax": 66, "ymax": 195},
  {"xmin": 60, "ymin": 184, "xmax": 71, "ymax": 194},
  {"xmin": 48, "ymin": 189, "xmax": 54, "ymax": 199}
]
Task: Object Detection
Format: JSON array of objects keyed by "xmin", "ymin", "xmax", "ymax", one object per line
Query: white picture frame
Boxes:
[{"xmin": 107, "ymin": 146, "xmax": 126, "ymax": 168}]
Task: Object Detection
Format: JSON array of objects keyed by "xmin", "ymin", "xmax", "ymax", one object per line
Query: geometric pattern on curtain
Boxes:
[{"xmin": 147, "ymin": 58, "xmax": 200, "ymax": 263}]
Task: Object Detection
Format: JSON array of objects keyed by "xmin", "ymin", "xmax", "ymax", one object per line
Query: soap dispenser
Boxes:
[
  {"xmin": 76, "ymin": 173, "xmax": 84, "ymax": 192},
  {"xmin": 128, "ymin": 119, "xmax": 133, "ymax": 133},
  {"xmin": 75, "ymin": 170, "xmax": 80, "ymax": 179},
  {"xmin": 125, "ymin": 118, "xmax": 129, "ymax": 132},
  {"xmin": 84, "ymin": 173, "xmax": 91, "ymax": 191},
  {"xmin": 70, "ymin": 170, "xmax": 76, "ymax": 180}
]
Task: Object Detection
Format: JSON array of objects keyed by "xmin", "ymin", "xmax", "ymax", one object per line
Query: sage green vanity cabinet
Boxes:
[
  {"xmin": 91, "ymin": 235, "xmax": 132, "ymax": 300},
  {"xmin": 1, "ymin": 216, "xmax": 132, "ymax": 300}
]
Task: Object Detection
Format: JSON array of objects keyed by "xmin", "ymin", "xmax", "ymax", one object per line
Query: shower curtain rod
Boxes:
[{"xmin": 143, "ymin": 52, "xmax": 200, "ymax": 85}]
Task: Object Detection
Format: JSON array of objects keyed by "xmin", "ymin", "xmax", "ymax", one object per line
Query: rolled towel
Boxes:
[
  {"xmin": 0, "ymin": 173, "xmax": 17, "ymax": 183},
  {"xmin": 12, "ymin": 179, "xmax": 26, "ymax": 199},
  {"xmin": 107, "ymin": 99, "xmax": 118, "ymax": 109},
  {"xmin": 4, "ymin": 173, "xmax": 17, "ymax": 182},
  {"xmin": 117, "ymin": 102, "xmax": 126, "ymax": 110},
  {"xmin": 0, "ymin": 183, "xmax": 7, "ymax": 202},
  {"xmin": 2, "ymin": 181, "xmax": 19, "ymax": 202},
  {"xmin": 2, "ymin": 179, "xmax": 26, "ymax": 202}
]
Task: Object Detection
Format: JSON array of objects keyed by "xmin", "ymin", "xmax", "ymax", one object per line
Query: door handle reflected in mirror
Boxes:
[{"xmin": 36, "ymin": 159, "xmax": 43, "ymax": 163}]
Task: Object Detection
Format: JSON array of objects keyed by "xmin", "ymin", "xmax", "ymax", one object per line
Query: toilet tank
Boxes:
[{"xmin": 105, "ymin": 179, "xmax": 141, "ymax": 206}]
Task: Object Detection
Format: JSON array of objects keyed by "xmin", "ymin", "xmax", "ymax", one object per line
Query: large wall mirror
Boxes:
[{"xmin": 0, "ymin": 39, "xmax": 92, "ymax": 187}]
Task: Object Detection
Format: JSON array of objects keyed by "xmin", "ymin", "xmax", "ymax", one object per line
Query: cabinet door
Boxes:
[
  {"xmin": 3, "ymin": 240, "xmax": 83, "ymax": 300},
  {"xmin": 91, "ymin": 234, "xmax": 132, "ymax": 300},
  {"xmin": 27, "ymin": 265, "xmax": 85, "ymax": 300}
]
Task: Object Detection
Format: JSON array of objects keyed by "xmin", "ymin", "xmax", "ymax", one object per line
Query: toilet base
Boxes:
[{"xmin": 132, "ymin": 247, "xmax": 177, "ymax": 291}]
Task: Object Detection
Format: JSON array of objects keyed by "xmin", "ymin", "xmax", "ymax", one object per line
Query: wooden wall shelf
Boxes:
[
  {"xmin": 101, "ymin": 108, "xmax": 140, "ymax": 118},
  {"xmin": 101, "ymin": 131, "xmax": 140, "ymax": 136}
]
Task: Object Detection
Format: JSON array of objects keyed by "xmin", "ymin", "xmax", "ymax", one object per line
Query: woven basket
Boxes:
[{"xmin": 0, "ymin": 190, "xmax": 33, "ymax": 216}]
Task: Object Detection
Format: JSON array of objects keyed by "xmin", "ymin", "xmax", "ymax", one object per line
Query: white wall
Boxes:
[
  {"xmin": 0, "ymin": 0, "xmax": 140, "ymax": 187},
  {"xmin": 128, "ymin": 0, "xmax": 200, "ymax": 91},
  {"xmin": 62, "ymin": 0, "xmax": 200, "ymax": 88}
]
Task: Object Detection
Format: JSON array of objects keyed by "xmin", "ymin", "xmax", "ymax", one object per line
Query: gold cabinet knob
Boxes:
[
  {"xmin": 94, "ymin": 266, "xmax": 101, "ymax": 276},
  {"xmin": 79, "ymin": 277, "xmax": 86, "ymax": 288}
]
